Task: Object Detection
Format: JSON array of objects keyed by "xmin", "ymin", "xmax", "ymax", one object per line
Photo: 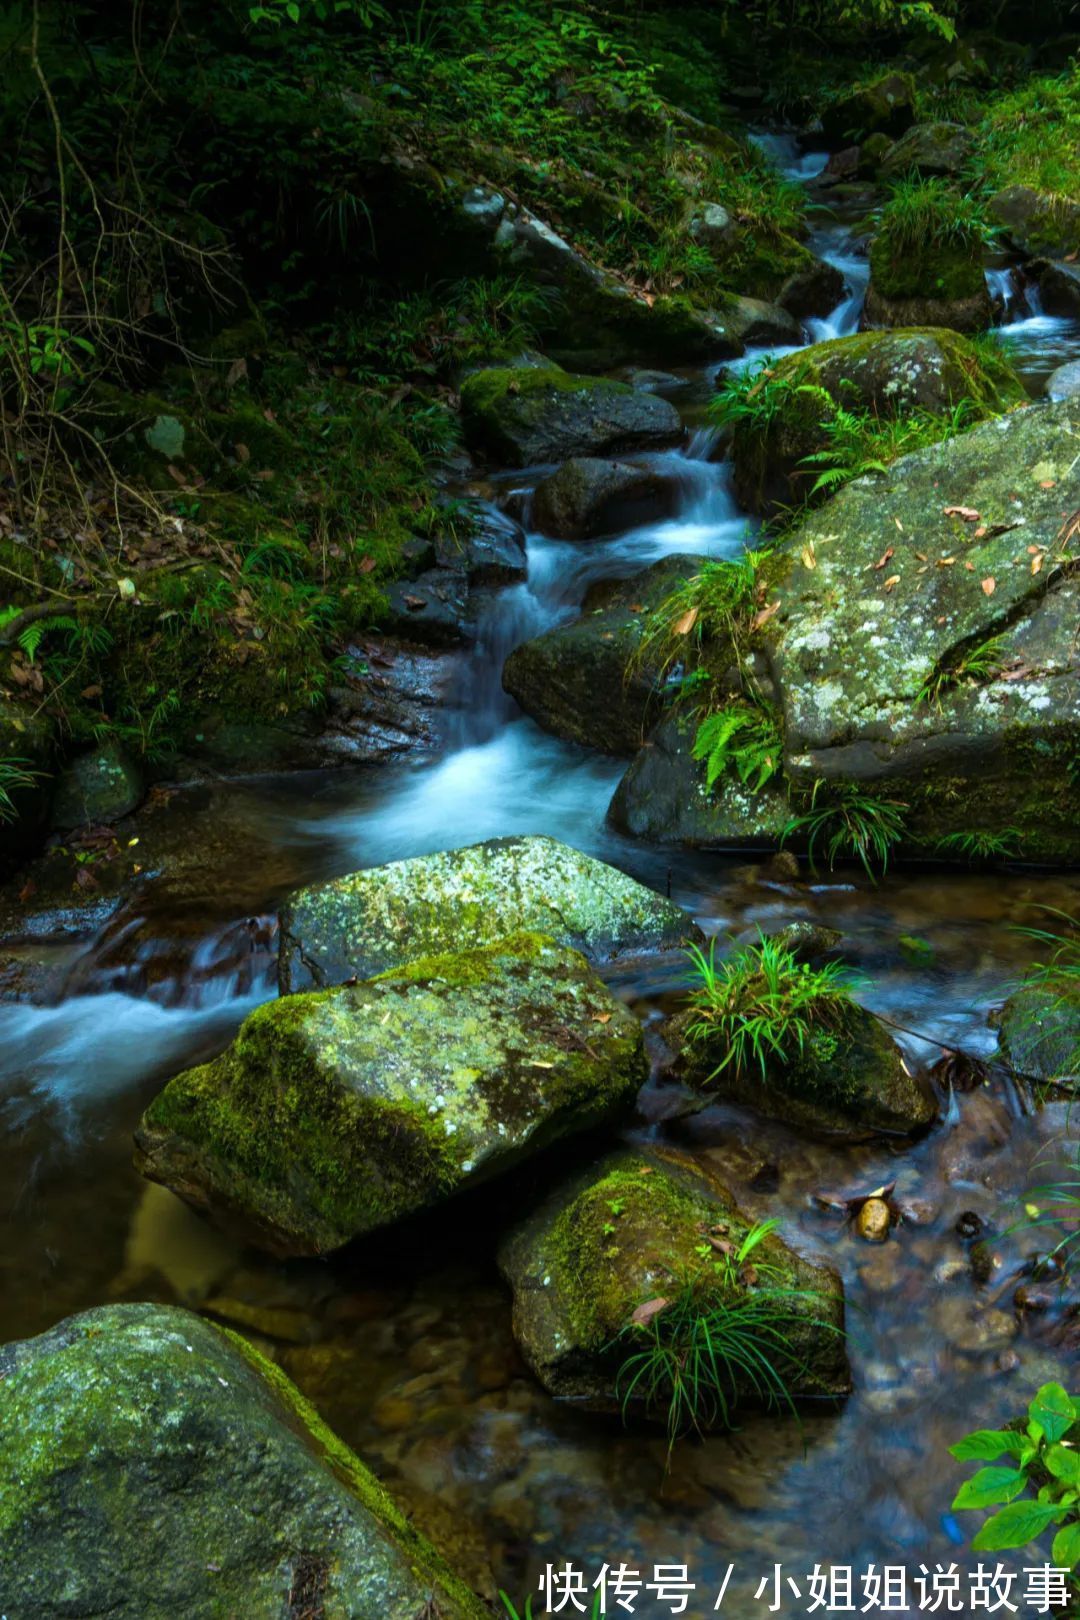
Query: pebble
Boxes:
[{"xmin": 856, "ymin": 1198, "xmax": 892, "ymax": 1243}]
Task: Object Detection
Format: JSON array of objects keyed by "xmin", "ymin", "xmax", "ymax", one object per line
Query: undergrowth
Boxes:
[{"xmin": 783, "ymin": 780, "xmax": 908, "ymax": 880}]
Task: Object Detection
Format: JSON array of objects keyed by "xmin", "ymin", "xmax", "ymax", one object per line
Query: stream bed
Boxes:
[{"xmin": 3, "ymin": 141, "xmax": 1080, "ymax": 1616}]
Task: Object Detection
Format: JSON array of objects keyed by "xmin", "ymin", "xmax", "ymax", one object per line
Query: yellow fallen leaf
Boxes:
[
  {"xmin": 1032, "ymin": 553, "xmax": 1043, "ymax": 575},
  {"xmin": 964, "ymin": 561, "xmax": 975, "ymax": 571},
  {"xmin": 981, "ymin": 577, "xmax": 996, "ymax": 595},
  {"xmin": 800, "ymin": 545, "xmax": 817, "ymax": 570},
  {"xmin": 938, "ymin": 557, "xmax": 956, "ymax": 566},
  {"xmin": 673, "ymin": 606, "xmax": 699, "ymax": 636},
  {"xmin": 593, "ymin": 1012, "xmax": 612, "ymax": 1024},
  {"xmin": 884, "ymin": 574, "xmax": 901, "ymax": 592}
]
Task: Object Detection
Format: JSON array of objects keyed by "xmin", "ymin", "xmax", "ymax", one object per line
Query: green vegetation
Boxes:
[
  {"xmin": 632, "ymin": 550, "xmax": 767, "ymax": 686},
  {"xmin": 951, "ymin": 1383, "xmax": 1080, "ymax": 1571},
  {"xmin": 930, "ymin": 828, "xmax": 1021, "ymax": 862},
  {"xmin": 0, "ymin": 756, "xmax": 39, "ymax": 823},
  {"xmin": 684, "ymin": 933, "xmax": 862, "ymax": 1083},
  {"xmin": 973, "ymin": 64, "xmax": 1080, "ymax": 197},
  {"xmin": 870, "ymin": 174, "xmax": 991, "ymax": 305},
  {"xmin": 799, "ymin": 398, "xmax": 978, "ymax": 494},
  {"xmin": 615, "ymin": 1220, "xmax": 838, "ymax": 1447},
  {"xmin": 691, "ymin": 702, "xmax": 783, "ymax": 793},
  {"xmin": 783, "ymin": 781, "xmax": 908, "ymax": 880},
  {"xmin": 918, "ymin": 631, "xmax": 1010, "ymax": 707}
]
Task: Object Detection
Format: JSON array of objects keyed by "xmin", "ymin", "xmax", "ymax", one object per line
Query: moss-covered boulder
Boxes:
[
  {"xmin": 532, "ymin": 457, "xmax": 673, "ymax": 539},
  {"xmin": 729, "ymin": 328, "xmax": 1022, "ymax": 516},
  {"xmin": 48, "ymin": 742, "xmax": 144, "ymax": 832},
  {"xmin": 988, "ymin": 185, "xmax": 1080, "ymax": 259},
  {"xmin": 0, "ymin": 1302, "xmax": 486, "ymax": 1620},
  {"xmin": 777, "ymin": 257, "xmax": 846, "ymax": 320},
  {"xmin": 864, "ymin": 232, "xmax": 992, "ymax": 334},
  {"xmin": 763, "ymin": 399, "xmax": 1080, "ymax": 860},
  {"xmin": 502, "ymin": 556, "xmax": 702, "ymax": 754},
  {"xmin": 669, "ymin": 1002, "xmax": 936, "ymax": 1139},
  {"xmin": 278, "ymin": 834, "xmax": 698, "ymax": 991},
  {"xmin": 498, "ymin": 1148, "xmax": 850, "ymax": 1411},
  {"xmin": 608, "ymin": 709, "xmax": 791, "ymax": 847},
  {"xmin": 822, "ymin": 72, "xmax": 917, "ymax": 143},
  {"xmin": 879, "ymin": 122, "xmax": 975, "ymax": 179},
  {"xmin": 997, "ymin": 976, "xmax": 1080, "ymax": 1085},
  {"xmin": 461, "ymin": 365, "xmax": 683, "ymax": 467},
  {"xmin": 135, "ymin": 932, "xmax": 647, "ymax": 1255}
]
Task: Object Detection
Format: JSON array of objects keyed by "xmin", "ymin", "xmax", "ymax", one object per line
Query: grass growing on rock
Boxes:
[
  {"xmin": 783, "ymin": 781, "xmax": 909, "ymax": 881},
  {"xmin": 869, "ymin": 175, "xmax": 991, "ymax": 305},
  {"xmin": 684, "ymin": 933, "xmax": 863, "ymax": 1084}
]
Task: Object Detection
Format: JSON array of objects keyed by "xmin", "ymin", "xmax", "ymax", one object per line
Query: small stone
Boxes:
[
  {"xmin": 969, "ymin": 1241, "xmax": 999, "ymax": 1286},
  {"xmin": 1014, "ymin": 1285, "xmax": 1054, "ymax": 1314},
  {"xmin": 371, "ymin": 1394, "xmax": 418, "ymax": 1432},
  {"xmin": 955, "ymin": 1211, "xmax": 983, "ymax": 1240},
  {"xmin": 856, "ymin": 1198, "xmax": 892, "ymax": 1243}
]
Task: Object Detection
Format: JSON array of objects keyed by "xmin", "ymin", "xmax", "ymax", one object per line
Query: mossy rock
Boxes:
[
  {"xmin": 531, "ymin": 456, "xmax": 675, "ymax": 540},
  {"xmin": 763, "ymin": 399, "xmax": 1080, "ymax": 861},
  {"xmin": 0, "ymin": 1302, "xmax": 486, "ymax": 1620},
  {"xmin": 669, "ymin": 1003, "xmax": 936, "ymax": 1140},
  {"xmin": 822, "ymin": 72, "xmax": 917, "ymax": 143},
  {"xmin": 460, "ymin": 365, "xmax": 682, "ymax": 467},
  {"xmin": 988, "ymin": 186, "xmax": 1080, "ymax": 259},
  {"xmin": 608, "ymin": 709, "xmax": 791, "ymax": 848},
  {"xmin": 49, "ymin": 742, "xmax": 144, "ymax": 832},
  {"xmin": 497, "ymin": 1147, "xmax": 850, "ymax": 1411},
  {"xmin": 878, "ymin": 122, "xmax": 975, "ymax": 180},
  {"xmin": 997, "ymin": 975, "xmax": 1080, "ymax": 1085},
  {"xmin": 864, "ymin": 234, "xmax": 991, "ymax": 334},
  {"xmin": 135, "ymin": 932, "xmax": 647, "ymax": 1256},
  {"xmin": 729, "ymin": 327, "xmax": 1023, "ymax": 516},
  {"xmin": 502, "ymin": 557, "xmax": 702, "ymax": 754},
  {"xmin": 279, "ymin": 833, "xmax": 699, "ymax": 991}
]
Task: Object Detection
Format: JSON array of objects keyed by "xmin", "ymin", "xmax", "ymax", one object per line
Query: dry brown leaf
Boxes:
[
  {"xmin": 873, "ymin": 546, "xmax": 894, "ymax": 570},
  {"xmin": 914, "ymin": 550, "xmax": 928, "ymax": 562},
  {"xmin": 973, "ymin": 525, "xmax": 987, "ymax": 539},
  {"xmin": 883, "ymin": 574, "xmax": 901, "ymax": 592},
  {"xmin": 944, "ymin": 505, "xmax": 980, "ymax": 521},
  {"xmin": 631, "ymin": 1297, "xmax": 670, "ymax": 1328},
  {"xmin": 981, "ymin": 576, "xmax": 996, "ymax": 596},
  {"xmin": 234, "ymin": 442, "xmax": 251, "ymax": 464},
  {"xmin": 673, "ymin": 605, "xmax": 699, "ymax": 636},
  {"xmin": 593, "ymin": 1012, "xmax": 613, "ymax": 1025},
  {"xmin": 1031, "ymin": 553, "xmax": 1043, "ymax": 575},
  {"xmin": 1039, "ymin": 479, "xmax": 1056, "ymax": 489},
  {"xmin": 964, "ymin": 561, "xmax": 975, "ymax": 572},
  {"xmin": 358, "ymin": 555, "xmax": 377, "ymax": 574},
  {"xmin": 750, "ymin": 599, "xmax": 781, "ymax": 632},
  {"xmin": 938, "ymin": 557, "xmax": 956, "ymax": 567}
]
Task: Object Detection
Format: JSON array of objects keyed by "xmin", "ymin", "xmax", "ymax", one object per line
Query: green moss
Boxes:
[{"xmin": 868, "ymin": 233, "xmax": 985, "ymax": 304}]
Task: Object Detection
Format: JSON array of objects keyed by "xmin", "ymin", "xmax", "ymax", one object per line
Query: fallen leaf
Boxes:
[
  {"xmin": 981, "ymin": 577, "xmax": 996, "ymax": 596},
  {"xmin": 944, "ymin": 505, "xmax": 980, "ymax": 521},
  {"xmin": 894, "ymin": 517, "xmax": 904, "ymax": 532},
  {"xmin": 873, "ymin": 546, "xmax": 894, "ymax": 570},
  {"xmin": 80, "ymin": 683, "xmax": 103, "ymax": 699},
  {"xmin": 358, "ymin": 555, "xmax": 377, "ymax": 574},
  {"xmin": 1039, "ymin": 479, "xmax": 1056, "ymax": 489},
  {"xmin": 1031, "ymin": 553, "xmax": 1043, "ymax": 575},
  {"xmin": 800, "ymin": 545, "xmax": 817, "ymax": 570},
  {"xmin": 593, "ymin": 1012, "xmax": 612, "ymax": 1025},
  {"xmin": 234, "ymin": 442, "xmax": 251, "ymax": 464},
  {"xmin": 883, "ymin": 574, "xmax": 901, "ymax": 592},
  {"xmin": 937, "ymin": 557, "xmax": 956, "ymax": 567},
  {"xmin": 973, "ymin": 525, "xmax": 987, "ymax": 539},
  {"xmin": 750, "ymin": 599, "xmax": 781, "ymax": 632},
  {"xmin": 914, "ymin": 551, "xmax": 928, "ymax": 562},
  {"xmin": 403, "ymin": 594, "xmax": 426, "ymax": 610},
  {"xmin": 964, "ymin": 561, "xmax": 975, "ymax": 571},
  {"xmin": 631, "ymin": 1297, "xmax": 670, "ymax": 1328},
  {"xmin": 673, "ymin": 606, "xmax": 699, "ymax": 636}
]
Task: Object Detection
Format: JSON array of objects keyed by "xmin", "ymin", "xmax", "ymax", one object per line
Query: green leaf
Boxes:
[
  {"xmin": 972, "ymin": 1499, "xmax": 1067, "ymax": 1553},
  {"xmin": 1052, "ymin": 1521, "xmax": 1080, "ymax": 1569},
  {"xmin": 1046, "ymin": 1446, "xmax": 1080, "ymax": 1486},
  {"xmin": 1030, "ymin": 1383, "xmax": 1076, "ymax": 1444},
  {"xmin": 952, "ymin": 1467, "xmax": 1028, "ymax": 1510},
  {"xmin": 950, "ymin": 1430, "xmax": 1028, "ymax": 1462}
]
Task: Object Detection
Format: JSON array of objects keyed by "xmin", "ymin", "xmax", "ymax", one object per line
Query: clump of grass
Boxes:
[
  {"xmin": 932, "ymin": 828, "xmax": 1022, "ymax": 863},
  {"xmin": 711, "ymin": 357, "xmax": 828, "ymax": 435},
  {"xmin": 615, "ymin": 1224, "xmax": 836, "ymax": 1448},
  {"xmin": 684, "ymin": 932, "xmax": 862, "ymax": 1083},
  {"xmin": 919, "ymin": 632, "xmax": 1010, "ymax": 707},
  {"xmin": 873, "ymin": 173, "xmax": 992, "ymax": 256},
  {"xmin": 691, "ymin": 701, "xmax": 782, "ymax": 793},
  {"xmin": 0, "ymin": 757, "xmax": 40, "ymax": 823},
  {"xmin": 631, "ymin": 548, "xmax": 767, "ymax": 686},
  {"xmin": 782, "ymin": 780, "xmax": 908, "ymax": 880},
  {"xmin": 800, "ymin": 398, "xmax": 979, "ymax": 496}
]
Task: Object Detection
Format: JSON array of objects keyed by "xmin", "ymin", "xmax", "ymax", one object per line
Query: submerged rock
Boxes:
[
  {"xmin": 278, "ymin": 833, "xmax": 698, "ymax": 991},
  {"xmin": 531, "ymin": 456, "xmax": 673, "ymax": 539},
  {"xmin": 502, "ymin": 556, "xmax": 701, "ymax": 754},
  {"xmin": 461, "ymin": 364, "xmax": 683, "ymax": 467},
  {"xmin": 498, "ymin": 1147, "xmax": 850, "ymax": 1411},
  {"xmin": 997, "ymin": 975, "xmax": 1080, "ymax": 1085},
  {"xmin": 135, "ymin": 932, "xmax": 647, "ymax": 1254},
  {"xmin": 0, "ymin": 1302, "xmax": 485, "ymax": 1620},
  {"xmin": 49, "ymin": 741, "xmax": 144, "ymax": 831}
]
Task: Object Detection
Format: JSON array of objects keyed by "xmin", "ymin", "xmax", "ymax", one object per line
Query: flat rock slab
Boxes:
[
  {"xmin": 136, "ymin": 932, "xmax": 647, "ymax": 1256},
  {"xmin": 279, "ymin": 833, "xmax": 699, "ymax": 992},
  {"xmin": 0, "ymin": 1302, "xmax": 485, "ymax": 1620}
]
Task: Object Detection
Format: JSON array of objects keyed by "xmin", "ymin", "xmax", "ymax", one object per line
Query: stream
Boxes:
[{"xmin": 3, "ymin": 139, "xmax": 1080, "ymax": 1616}]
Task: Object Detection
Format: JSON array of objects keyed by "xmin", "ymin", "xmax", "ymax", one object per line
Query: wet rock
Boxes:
[
  {"xmin": 531, "ymin": 456, "xmax": 674, "ymax": 539},
  {"xmin": 997, "ymin": 975, "xmax": 1080, "ymax": 1085},
  {"xmin": 318, "ymin": 638, "xmax": 452, "ymax": 764},
  {"xmin": 278, "ymin": 833, "xmax": 699, "ymax": 991},
  {"xmin": 898, "ymin": 935, "xmax": 935, "ymax": 967},
  {"xmin": 498, "ymin": 1147, "xmax": 850, "ymax": 1412},
  {"xmin": 955, "ymin": 1211, "xmax": 984, "ymax": 1240},
  {"xmin": 879, "ymin": 122, "xmax": 975, "ymax": 179},
  {"xmin": 777, "ymin": 258, "xmax": 846, "ymax": 320},
  {"xmin": 1046, "ymin": 358, "xmax": 1080, "ymax": 402},
  {"xmin": 856, "ymin": 1198, "xmax": 892, "ymax": 1242},
  {"xmin": 942, "ymin": 1302, "xmax": 1017, "ymax": 1355},
  {"xmin": 618, "ymin": 367, "xmax": 683, "ymax": 393},
  {"xmin": 49, "ymin": 741, "xmax": 143, "ymax": 832},
  {"xmin": 988, "ymin": 185, "xmax": 1080, "ymax": 259},
  {"xmin": 761, "ymin": 850, "xmax": 801, "ymax": 882},
  {"xmin": 435, "ymin": 504, "xmax": 527, "ymax": 585},
  {"xmin": 460, "ymin": 364, "xmax": 683, "ymax": 467},
  {"xmin": 0, "ymin": 1302, "xmax": 485, "ymax": 1620},
  {"xmin": 761, "ymin": 920, "xmax": 844, "ymax": 961},
  {"xmin": 761, "ymin": 400, "xmax": 1080, "ymax": 861},
  {"xmin": 384, "ymin": 568, "xmax": 474, "ymax": 646},
  {"xmin": 136, "ymin": 932, "xmax": 647, "ymax": 1255},
  {"xmin": 502, "ymin": 555, "xmax": 701, "ymax": 754},
  {"xmin": 864, "ymin": 234, "xmax": 992, "ymax": 334},
  {"xmin": 729, "ymin": 328, "xmax": 1021, "ymax": 516},
  {"xmin": 1035, "ymin": 258, "xmax": 1080, "ymax": 317},
  {"xmin": 723, "ymin": 296, "xmax": 802, "ymax": 349},
  {"xmin": 669, "ymin": 998, "xmax": 936, "ymax": 1141},
  {"xmin": 970, "ymin": 1242, "xmax": 998, "ymax": 1286},
  {"xmin": 822, "ymin": 71, "xmax": 917, "ymax": 143}
]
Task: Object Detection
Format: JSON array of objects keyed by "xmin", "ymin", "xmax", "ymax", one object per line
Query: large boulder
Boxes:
[
  {"xmin": 502, "ymin": 556, "xmax": 702, "ymax": 754},
  {"xmin": 278, "ymin": 833, "xmax": 698, "ymax": 992},
  {"xmin": 1035, "ymin": 259, "xmax": 1080, "ymax": 317},
  {"xmin": 864, "ymin": 233, "xmax": 992, "ymax": 334},
  {"xmin": 763, "ymin": 399, "xmax": 1080, "ymax": 860},
  {"xmin": 822, "ymin": 72, "xmax": 917, "ymax": 143},
  {"xmin": 531, "ymin": 456, "xmax": 673, "ymax": 539},
  {"xmin": 879, "ymin": 122, "xmax": 975, "ymax": 179},
  {"xmin": 0, "ymin": 1302, "xmax": 485, "ymax": 1620},
  {"xmin": 49, "ymin": 741, "xmax": 144, "ymax": 832},
  {"xmin": 1047, "ymin": 358, "xmax": 1080, "ymax": 402},
  {"xmin": 997, "ymin": 975, "xmax": 1080, "ymax": 1085},
  {"xmin": 135, "ymin": 932, "xmax": 647, "ymax": 1255},
  {"xmin": 728, "ymin": 328, "xmax": 1023, "ymax": 516},
  {"xmin": 777, "ymin": 257, "xmax": 846, "ymax": 320},
  {"xmin": 988, "ymin": 185, "xmax": 1080, "ymax": 259},
  {"xmin": 461, "ymin": 364, "xmax": 683, "ymax": 467},
  {"xmin": 498, "ymin": 1148, "xmax": 850, "ymax": 1411},
  {"xmin": 669, "ymin": 1000, "xmax": 936, "ymax": 1139},
  {"xmin": 722, "ymin": 296, "xmax": 802, "ymax": 349}
]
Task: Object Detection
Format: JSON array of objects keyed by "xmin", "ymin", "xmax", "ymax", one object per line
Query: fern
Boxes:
[{"xmin": 692, "ymin": 705, "xmax": 782, "ymax": 794}]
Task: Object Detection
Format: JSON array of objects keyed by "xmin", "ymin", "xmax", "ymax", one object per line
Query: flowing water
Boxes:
[{"xmin": 3, "ymin": 141, "xmax": 1080, "ymax": 1618}]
